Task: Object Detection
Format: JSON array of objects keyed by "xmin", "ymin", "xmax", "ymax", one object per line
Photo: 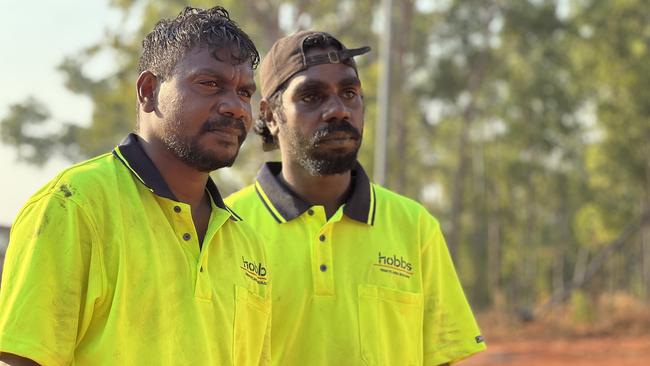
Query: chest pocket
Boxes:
[
  {"xmin": 358, "ymin": 284, "xmax": 423, "ymax": 366},
  {"xmin": 233, "ymin": 285, "xmax": 271, "ymax": 366}
]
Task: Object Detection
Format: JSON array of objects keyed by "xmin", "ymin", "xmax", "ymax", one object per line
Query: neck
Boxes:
[
  {"xmin": 137, "ymin": 133, "xmax": 209, "ymax": 207},
  {"xmin": 280, "ymin": 160, "xmax": 353, "ymax": 218}
]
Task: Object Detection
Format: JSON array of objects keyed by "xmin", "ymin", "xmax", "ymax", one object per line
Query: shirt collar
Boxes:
[
  {"xmin": 112, "ymin": 133, "xmax": 232, "ymax": 213},
  {"xmin": 254, "ymin": 161, "xmax": 376, "ymax": 225}
]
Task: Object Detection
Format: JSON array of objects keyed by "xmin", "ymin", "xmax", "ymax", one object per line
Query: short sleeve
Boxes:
[
  {"xmin": 420, "ymin": 214, "xmax": 486, "ymax": 365},
  {"xmin": 0, "ymin": 191, "xmax": 102, "ymax": 366}
]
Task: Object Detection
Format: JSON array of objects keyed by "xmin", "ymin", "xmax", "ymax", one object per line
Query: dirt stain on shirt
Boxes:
[{"xmin": 59, "ymin": 184, "xmax": 73, "ymax": 198}]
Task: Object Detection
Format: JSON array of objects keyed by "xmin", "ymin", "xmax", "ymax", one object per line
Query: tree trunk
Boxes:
[
  {"xmin": 553, "ymin": 174, "xmax": 570, "ymax": 304},
  {"xmin": 390, "ymin": 0, "xmax": 414, "ymax": 194},
  {"xmin": 446, "ymin": 3, "xmax": 497, "ymax": 260},
  {"xmin": 448, "ymin": 113, "xmax": 472, "ymax": 260},
  {"xmin": 523, "ymin": 174, "xmax": 537, "ymax": 307},
  {"xmin": 486, "ymin": 176, "xmax": 502, "ymax": 308},
  {"xmin": 643, "ymin": 158, "xmax": 650, "ymax": 300}
]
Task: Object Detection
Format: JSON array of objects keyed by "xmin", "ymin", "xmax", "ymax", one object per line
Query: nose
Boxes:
[
  {"xmin": 217, "ymin": 93, "xmax": 251, "ymax": 125},
  {"xmin": 321, "ymin": 96, "xmax": 351, "ymax": 122}
]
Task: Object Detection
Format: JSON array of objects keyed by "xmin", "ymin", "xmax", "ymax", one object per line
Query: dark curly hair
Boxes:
[
  {"xmin": 254, "ymin": 87, "xmax": 284, "ymax": 151},
  {"xmin": 139, "ymin": 6, "xmax": 259, "ymax": 81}
]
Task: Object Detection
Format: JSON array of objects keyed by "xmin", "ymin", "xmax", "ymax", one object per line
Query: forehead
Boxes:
[{"xmin": 173, "ymin": 46, "xmax": 254, "ymax": 80}]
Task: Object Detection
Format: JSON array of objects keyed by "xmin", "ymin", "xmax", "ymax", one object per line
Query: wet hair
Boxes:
[
  {"xmin": 139, "ymin": 6, "xmax": 259, "ymax": 80},
  {"xmin": 254, "ymin": 35, "xmax": 342, "ymax": 150}
]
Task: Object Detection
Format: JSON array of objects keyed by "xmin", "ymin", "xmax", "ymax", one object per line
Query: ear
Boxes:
[
  {"xmin": 136, "ymin": 71, "xmax": 159, "ymax": 113},
  {"xmin": 260, "ymin": 99, "xmax": 280, "ymax": 137}
]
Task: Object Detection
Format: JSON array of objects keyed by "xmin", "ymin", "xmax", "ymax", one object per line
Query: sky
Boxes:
[{"xmin": 0, "ymin": 1, "xmax": 125, "ymax": 225}]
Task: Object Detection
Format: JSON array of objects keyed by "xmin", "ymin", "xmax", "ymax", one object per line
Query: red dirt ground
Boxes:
[
  {"xmin": 461, "ymin": 336, "xmax": 650, "ymax": 366},
  {"xmin": 460, "ymin": 304, "xmax": 650, "ymax": 366}
]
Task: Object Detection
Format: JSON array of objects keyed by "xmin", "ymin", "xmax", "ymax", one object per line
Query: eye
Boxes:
[
  {"xmin": 301, "ymin": 93, "xmax": 322, "ymax": 104},
  {"xmin": 199, "ymin": 80, "xmax": 220, "ymax": 88},
  {"xmin": 238, "ymin": 89, "xmax": 253, "ymax": 99},
  {"xmin": 342, "ymin": 89, "xmax": 359, "ymax": 100}
]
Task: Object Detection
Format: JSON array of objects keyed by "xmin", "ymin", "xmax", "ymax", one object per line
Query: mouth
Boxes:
[
  {"xmin": 315, "ymin": 132, "xmax": 359, "ymax": 146},
  {"xmin": 207, "ymin": 127, "xmax": 242, "ymax": 136},
  {"xmin": 205, "ymin": 128, "xmax": 243, "ymax": 145},
  {"xmin": 202, "ymin": 117, "xmax": 247, "ymax": 144}
]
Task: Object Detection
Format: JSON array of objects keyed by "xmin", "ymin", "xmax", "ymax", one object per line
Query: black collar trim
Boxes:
[
  {"xmin": 112, "ymin": 133, "xmax": 234, "ymax": 217},
  {"xmin": 254, "ymin": 162, "xmax": 375, "ymax": 225}
]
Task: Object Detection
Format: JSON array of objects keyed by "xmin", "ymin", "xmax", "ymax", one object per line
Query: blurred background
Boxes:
[{"xmin": 2, "ymin": 0, "xmax": 650, "ymax": 364}]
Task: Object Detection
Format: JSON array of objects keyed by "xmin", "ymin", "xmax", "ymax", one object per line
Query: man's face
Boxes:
[
  {"xmin": 154, "ymin": 46, "xmax": 256, "ymax": 172},
  {"xmin": 273, "ymin": 50, "xmax": 364, "ymax": 176}
]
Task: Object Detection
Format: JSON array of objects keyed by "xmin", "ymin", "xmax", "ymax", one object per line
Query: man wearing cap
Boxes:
[
  {"xmin": 225, "ymin": 31, "xmax": 486, "ymax": 365},
  {"xmin": 0, "ymin": 7, "xmax": 270, "ymax": 366}
]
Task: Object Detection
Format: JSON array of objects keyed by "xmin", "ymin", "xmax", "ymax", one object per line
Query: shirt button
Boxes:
[
  {"xmin": 173, "ymin": 206, "xmax": 181, "ymax": 213},
  {"xmin": 183, "ymin": 233, "xmax": 191, "ymax": 241},
  {"xmin": 307, "ymin": 209, "xmax": 314, "ymax": 216},
  {"xmin": 320, "ymin": 264, "xmax": 327, "ymax": 272},
  {"xmin": 200, "ymin": 266, "xmax": 204, "ymax": 272},
  {"xmin": 319, "ymin": 234, "xmax": 326, "ymax": 242}
]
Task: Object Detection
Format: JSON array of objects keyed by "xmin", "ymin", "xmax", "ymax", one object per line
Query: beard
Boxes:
[
  {"xmin": 162, "ymin": 116, "xmax": 247, "ymax": 172},
  {"xmin": 284, "ymin": 119, "xmax": 362, "ymax": 176}
]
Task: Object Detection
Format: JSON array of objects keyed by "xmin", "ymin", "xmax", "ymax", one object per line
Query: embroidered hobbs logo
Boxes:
[
  {"xmin": 241, "ymin": 257, "xmax": 268, "ymax": 285},
  {"xmin": 374, "ymin": 252, "xmax": 414, "ymax": 278}
]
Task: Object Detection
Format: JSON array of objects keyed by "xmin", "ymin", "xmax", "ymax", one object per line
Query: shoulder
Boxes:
[
  {"xmin": 27, "ymin": 153, "xmax": 120, "ymax": 203},
  {"xmin": 13, "ymin": 153, "xmax": 123, "ymax": 223},
  {"xmin": 225, "ymin": 184, "xmax": 258, "ymax": 206},
  {"xmin": 224, "ymin": 184, "xmax": 282, "ymax": 236},
  {"xmin": 371, "ymin": 184, "xmax": 445, "ymax": 246},
  {"xmin": 224, "ymin": 184, "xmax": 263, "ymax": 217},
  {"xmin": 372, "ymin": 184, "xmax": 440, "ymax": 227}
]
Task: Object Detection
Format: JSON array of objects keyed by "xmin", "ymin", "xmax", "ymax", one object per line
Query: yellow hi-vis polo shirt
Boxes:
[
  {"xmin": 0, "ymin": 133, "xmax": 271, "ymax": 366},
  {"xmin": 226, "ymin": 162, "xmax": 486, "ymax": 366}
]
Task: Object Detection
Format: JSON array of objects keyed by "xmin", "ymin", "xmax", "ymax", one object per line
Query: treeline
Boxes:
[{"xmin": 2, "ymin": 0, "xmax": 649, "ymax": 314}]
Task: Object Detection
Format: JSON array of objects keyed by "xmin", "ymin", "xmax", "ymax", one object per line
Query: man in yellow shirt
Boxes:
[
  {"xmin": 0, "ymin": 6, "xmax": 270, "ymax": 366},
  {"xmin": 226, "ymin": 31, "xmax": 486, "ymax": 365}
]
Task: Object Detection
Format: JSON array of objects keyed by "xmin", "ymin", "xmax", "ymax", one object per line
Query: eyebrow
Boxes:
[
  {"xmin": 337, "ymin": 76, "xmax": 362, "ymax": 88},
  {"xmin": 294, "ymin": 76, "xmax": 361, "ymax": 93},
  {"xmin": 191, "ymin": 68, "xmax": 256, "ymax": 91},
  {"xmin": 191, "ymin": 68, "xmax": 229, "ymax": 79}
]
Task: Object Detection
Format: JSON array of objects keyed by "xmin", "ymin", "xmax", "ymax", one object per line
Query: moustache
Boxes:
[
  {"xmin": 312, "ymin": 120, "xmax": 361, "ymax": 143},
  {"xmin": 201, "ymin": 117, "xmax": 247, "ymax": 142}
]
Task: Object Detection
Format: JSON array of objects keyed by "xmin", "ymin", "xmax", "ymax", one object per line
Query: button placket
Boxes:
[
  {"xmin": 317, "ymin": 231, "xmax": 328, "ymax": 271},
  {"xmin": 313, "ymin": 224, "xmax": 334, "ymax": 296},
  {"xmin": 194, "ymin": 261, "xmax": 212, "ymax": 300},
  {"xmin": 170, "ymin": 203, "xmax": 191, "ymax": 240},
  {"xmin": 171, "ymin": 202, "xmax": 200, "ymax": 262},
  {"xmin": 194, "ymin": 242, "xmax": 211, "ymax": 299}
]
